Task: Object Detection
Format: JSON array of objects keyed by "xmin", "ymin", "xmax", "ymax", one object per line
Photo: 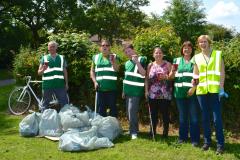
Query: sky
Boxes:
[{"xmin": 140, "ymin": 0, "xmax": 240, "ymax": 33}]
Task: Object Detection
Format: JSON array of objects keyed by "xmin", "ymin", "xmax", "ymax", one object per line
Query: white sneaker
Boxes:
[{"xmin": 131, "ymin": 134, "xmax": 137, "ymax": 140}]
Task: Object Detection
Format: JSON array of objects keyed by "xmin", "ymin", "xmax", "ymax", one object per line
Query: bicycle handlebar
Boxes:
[{"xmin": 24, "ymin": 76, "xmax": 42, "ymax": 84}]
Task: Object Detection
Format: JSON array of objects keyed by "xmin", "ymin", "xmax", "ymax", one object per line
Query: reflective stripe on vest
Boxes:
[
  {"xmin": 123, "ymin": 57, "xmax": 145, "ymax": 86},
  {"xmin": 174, "ymin": 82, "xmax": 193, "ymax": 87},
  {"xmin": 42, "ymin": 55, "xmax": 64, "ymax": 80},
  {"xmin": 195, "ymin": 50, "xmax": 221, "ymax": 94},
  {"xmin": 42, "ymin": 75, "xmax": 64, "ymax": 80}
]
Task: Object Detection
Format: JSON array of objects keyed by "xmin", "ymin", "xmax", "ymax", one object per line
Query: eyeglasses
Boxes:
[{"xmin": 101, "ymin": 44, "xmax": 110, "ymax": 47}]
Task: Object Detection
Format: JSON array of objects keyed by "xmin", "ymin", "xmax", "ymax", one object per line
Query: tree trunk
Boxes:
[{"xmin": 32, "ymin": 28, "xmax": 40, "ymax": 49}]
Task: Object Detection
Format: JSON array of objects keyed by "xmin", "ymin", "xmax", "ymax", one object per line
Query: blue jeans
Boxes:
[
  {"xmin": 197, "ymin": 93, "xmax": 224, "ymax": 147},
  {"xmin": 176, "ymin": 96, "xmax": 200, "ymax": 143},
  {"xmin": 42, "ymin": 88, "xmax": 68, "ymax": 111},
  {"xmin": 97, "ymin": 91, "xmax": 117, "ymax": 117}
]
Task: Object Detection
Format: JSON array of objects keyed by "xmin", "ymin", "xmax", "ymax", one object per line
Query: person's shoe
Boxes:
[
  {"xmin": 192, "ymin": 142, "xmax": 199, "ymax": 147},
  {"xmin": 178, "ymin": 139, "xmax": 185, "ymax": 144},
  {"xmin": 216, "ymin": 146, "xmax": 224, "ymax": 155},
  {"xmin": 131, "ymin": 134, "xmax": 137, "ymax": 140},
  {"xmin": 202, "ymin": 144, "xmax": 210, "ymax": 151}
]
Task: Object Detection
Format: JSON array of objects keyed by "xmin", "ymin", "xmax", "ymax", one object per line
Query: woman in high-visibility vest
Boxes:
[
  {"xmin": 172, "ymin": 41, "xmax": 200, "ymax": 146},
  {"xmin": 192, "ymin": 35, "xmax": 225, "ymax": 154},
  {"xmin": 122, "ymin": 44, "xmax": 147, "ymax": 140},
  {"xmin": 145, "ymin": 47, "xmax": 173, "ymax": 138},
  {"xmin": 90, "ymin": 40, "xmax": 119, "ymax": 117}
]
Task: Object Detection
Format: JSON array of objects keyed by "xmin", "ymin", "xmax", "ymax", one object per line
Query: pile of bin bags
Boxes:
[{"xmin": 19, "ymin": 104, "xmax": 122, "ymax": 152}]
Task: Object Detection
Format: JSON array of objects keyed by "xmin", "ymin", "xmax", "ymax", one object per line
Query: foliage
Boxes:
[
  {"xmin": 4, "ymin": 0, "xmax": 85, "ymax": 48},
  {"xmin": 162, "ymin": 0, "xmax": 206, "ymax": 44},
  {"xmin": 133, "ymin": 25, "xmax": 181, "ymax": 62},
  {"xmin": 212, "ymin": 37, "xmax": 240, "ymax": 130},
  {"xmin": 0, "ymin": 20, "xmax": 32, "ymax": 68},
  {"xmin": 206, "ymin": 24, "xmax": 234, "ymax": 41},
  {"xmin": 13, "ymin": 47, "xmax": 41, "ymax": 84},
  {"xmin": 86, "ymin": 0, "xmax": 149, "ymax": 43}
]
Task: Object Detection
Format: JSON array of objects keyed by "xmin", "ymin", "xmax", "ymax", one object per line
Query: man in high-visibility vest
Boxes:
[
  {"xmin": 192, "ymin": 35, "xmax": 226, "ymax": 154},
  {"xmin": 90, "ymin": 40, "xmax": 119, "ymax": 117},
  {"xmin": 38, "ymin": 41, "xmax": 69, "ymax": 112},
  {"xmin": 122, "ymin": 44, "xmax": 147, "ymax": 139}
]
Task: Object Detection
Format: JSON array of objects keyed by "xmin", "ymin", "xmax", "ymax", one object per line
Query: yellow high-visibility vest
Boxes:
[{"xmin": 194, "ymin": 50, "xmax": 222, "ymax": 95}]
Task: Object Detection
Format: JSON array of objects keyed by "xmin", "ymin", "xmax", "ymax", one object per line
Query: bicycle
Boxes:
[{"xmin": 8, "ymin": 76, "xmax": 69, "ymax": 115}]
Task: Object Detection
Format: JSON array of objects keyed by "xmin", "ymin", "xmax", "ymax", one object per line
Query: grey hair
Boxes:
[{"xmin": 48, "ymin": 41, "xmax": 58, "ymax": 49}]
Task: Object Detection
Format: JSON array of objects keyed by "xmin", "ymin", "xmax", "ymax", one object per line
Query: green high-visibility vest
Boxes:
[
  {"xmin": 94, "ymin": 53, "xmax": 117, "ymax": 91},
  {"xmin": 123, "ymin": 56, "xmax": 146, "ymax": 97},
  {"xmin": 194, "ymin": 50, "xmax": 222, "ymax": 95},
  {"xmin": 42, "ymin": 54, "xmax": 65, "ymax": 90},
  {"xmin": 173, "ymin": 57, "xmax": 194, "ymax": 98}
]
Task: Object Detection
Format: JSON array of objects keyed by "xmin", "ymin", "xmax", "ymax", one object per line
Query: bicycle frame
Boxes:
[{"xmin": 18, "ymin": 76, "xmax": 44, "ymax": 110}]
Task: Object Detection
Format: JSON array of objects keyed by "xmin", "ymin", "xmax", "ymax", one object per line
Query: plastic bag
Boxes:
[
  {"xmin": 91, "ymin": 115, "xmax": 122, "ymax": 140},
  {"xmin": 59, "ymin": 126, "xmax": 114, "ymax": 151},
  {"xmin": 59, "ymin": 104, "xmax": 90, "ymax": 131},
  {"xmin": 39, "ymin": 109, "xmax": 63, "ymax": 137},
  {"xmin": 19, "ymin": 112, "xmax": 41, "ymax": 137}
]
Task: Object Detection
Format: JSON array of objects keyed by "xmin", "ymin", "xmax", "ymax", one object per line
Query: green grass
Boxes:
[
  {"xmin": 0, "ymin": 69, "xmax": 13, "ymax": 80},
  {"xmin": 0, "ymin": 85, "xmax": 240, "ymax": 160}
]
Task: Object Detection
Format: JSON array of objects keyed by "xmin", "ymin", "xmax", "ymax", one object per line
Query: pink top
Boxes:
[{"xmin": 148, "ymin": 61, "xmax": 172, "ymax": 100}]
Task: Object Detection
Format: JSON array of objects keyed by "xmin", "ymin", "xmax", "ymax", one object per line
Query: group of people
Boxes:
[{"xmin": 38, "ymin": 35, "xmax": 227, "ymax": 154}]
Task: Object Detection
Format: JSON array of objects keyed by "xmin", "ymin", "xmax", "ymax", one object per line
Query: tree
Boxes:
[
  {"xmin": 205, "ymin": 23, "xmax": 234, "ymax": 41},
  {"xmin": 4, "ymin": 0, "xmax": 87, "ymax": 48},
  {"xmin": 0, "ymin": 1, "xmax": 32, "ymax": 68},
  {"xmin": 162, "ymin": 0, "xmax": 206, "ymax": 44},
  {"xmin": 133, "ymin": 25, "xmax": 181, "ymax": 62},
  {"xmin": 86, "ymin": 0, "xmax": 149, "ymax": 43}
]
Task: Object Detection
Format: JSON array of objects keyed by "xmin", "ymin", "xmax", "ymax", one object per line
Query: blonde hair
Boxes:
[{"xmin": 197, "ymin": 35, "xmax": 212, "ymax": 45}]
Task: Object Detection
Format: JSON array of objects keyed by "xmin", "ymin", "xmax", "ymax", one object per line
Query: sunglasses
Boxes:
[{"xmin": 101, "ymin": 44, "xmax": 110, "ymax": 47}]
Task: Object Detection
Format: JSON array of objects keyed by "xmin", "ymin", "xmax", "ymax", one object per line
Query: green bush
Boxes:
[
  {"xmin": 13, "ymin": 47, "xmax": 41, "ymax": 83},
  {"xmin": 215, "ymin": 37, "xmax": 240, "ymax": 130},
  {"xmin": 133, "ymin": 25, "xmax": 181, "ymax": 63}
]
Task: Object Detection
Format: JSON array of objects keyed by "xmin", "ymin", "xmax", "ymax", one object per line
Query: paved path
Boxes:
[{"xmin": 0, "ymin": 79, "xmax": 16, "ymax": 87}]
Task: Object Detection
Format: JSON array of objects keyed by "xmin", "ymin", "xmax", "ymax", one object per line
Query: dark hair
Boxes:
[
  {"xmin": 124, "ymin": 43, "xmax": 134, "ymax": 50},
  {"xmin": 153, "ymin": 47, "xmax": 163, "ymax": 53},
  {"xmin": 180, "ymin": 41, "xmax": 193, "ymax": 56}
]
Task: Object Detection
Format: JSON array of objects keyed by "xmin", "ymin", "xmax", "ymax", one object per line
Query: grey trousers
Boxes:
[{"xmin": 126, "ymin": 96, "xmax": 140, "ymax": 135}]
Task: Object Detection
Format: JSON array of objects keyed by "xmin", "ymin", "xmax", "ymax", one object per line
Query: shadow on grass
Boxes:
[
  {"xmin": 0, "ymin": 113, "xmax": 21, "ymax": 135},
  {"xmin": 224, "ymin": 142, "xmax": 240, "ymax": 158},
  {"xmin": 113, "ymin": 130, "xmax": 179, "ymax": 146}
]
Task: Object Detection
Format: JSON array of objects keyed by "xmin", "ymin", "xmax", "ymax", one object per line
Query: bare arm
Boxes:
[
  {"xmin": 63, "ymin": 68, "xmax": 69, "ymax": 90},
  {"xmin": 167, "ymin": 62, "xmax": 174, "ymax": 80},
  {"xmin": 144, "ymin": 63, "xmax": 151, "ymax": 99},
  {"xmin": 38, "ymin": 64, "xmax": 47, "ymax": 75},
  {"xmin": 132, "ymin": 56, "xmax": 146, "ymax": 76},
  {"xmin": 110, "ymin": 56, "xmax": 119, "ymax": 71},
  {"xmin": 90, "ymin": 62, "xmax": 98, "ymax": 90}
]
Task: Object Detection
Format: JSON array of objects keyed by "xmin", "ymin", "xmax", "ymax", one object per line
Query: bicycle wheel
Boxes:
[{"xmin": 8, "ymin": 87, "xmax": 31, "ymax": 115}]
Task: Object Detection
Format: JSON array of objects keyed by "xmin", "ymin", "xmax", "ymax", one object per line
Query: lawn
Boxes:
[{"xmin": 0, "ymin": 84, "xmax": 240, "ymax": 160}]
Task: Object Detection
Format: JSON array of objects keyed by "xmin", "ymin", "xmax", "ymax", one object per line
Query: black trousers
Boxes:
[{"xmin": 148, "ymin": 98, "xmax": 170, "ymax": 136}]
